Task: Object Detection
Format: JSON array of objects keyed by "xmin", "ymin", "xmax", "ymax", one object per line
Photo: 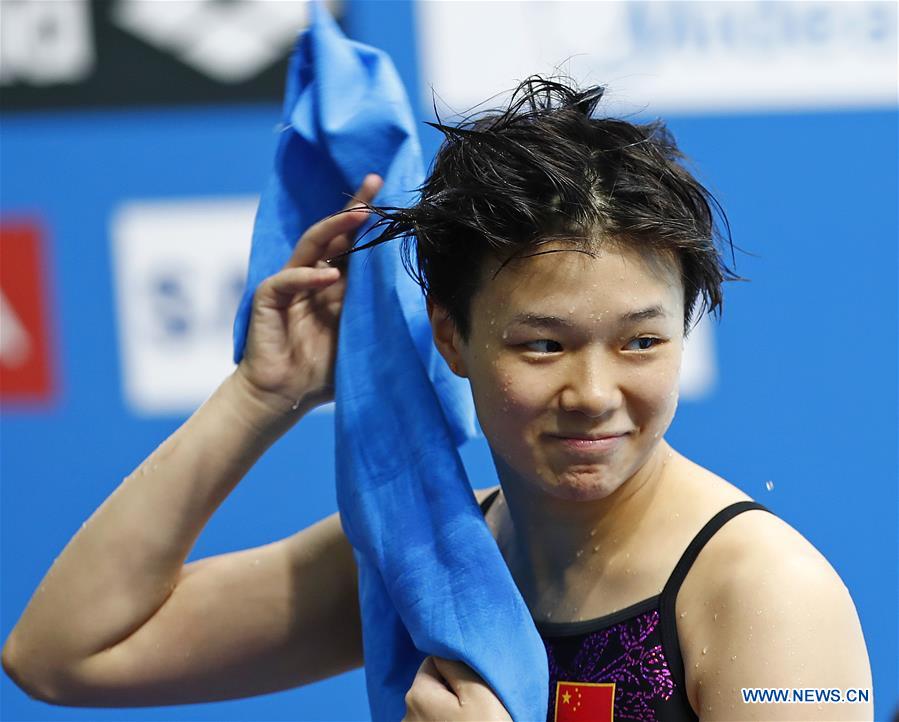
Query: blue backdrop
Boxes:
[{"xmin": 2, "ymin": 1, "xmax": 896, "ymax": 720}]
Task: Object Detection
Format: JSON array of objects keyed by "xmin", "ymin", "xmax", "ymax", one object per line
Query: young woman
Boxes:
[{"xmin": 2, "ymin": 79, "xmax": 871, "ymax": 722}]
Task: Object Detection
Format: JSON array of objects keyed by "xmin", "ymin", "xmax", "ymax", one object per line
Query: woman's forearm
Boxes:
[{"xmin": 2, "ymin": 371, "xmax": 299, "ymax": 675}]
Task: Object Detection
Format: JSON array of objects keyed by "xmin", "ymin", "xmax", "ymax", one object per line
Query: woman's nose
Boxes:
[{"xmin": 558, "ymin": 350, "xmax": 621, "ymax": 418}]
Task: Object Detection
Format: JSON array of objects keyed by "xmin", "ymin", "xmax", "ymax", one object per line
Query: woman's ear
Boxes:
[{"xmin": 427, "ymin": 298, "xmax": 468, "ymax": 378}]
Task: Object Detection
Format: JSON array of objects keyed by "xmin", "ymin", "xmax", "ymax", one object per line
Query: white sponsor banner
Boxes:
[
  {"xmin": 681, "ymin": 313, "xmax": 716, "ymax": 400},
  {"xmin": 416, "ymin": 1, "xmax": 898, "ymax": 115},
  {"xmin": 111, "ymin": 197, "xmax": 255, "ymax": 416},
  {"xmin": 0, "ymin": 0, "xmax": 95, "ymax": 85},
  {"xmin": 111, "ymin": 0, "xmax": 326, "ymax": 83}
]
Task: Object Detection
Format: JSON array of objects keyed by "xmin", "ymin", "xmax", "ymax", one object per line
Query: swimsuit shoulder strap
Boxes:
[{"xmin": 659, "ymin": 500, "xmax": 773, "ymax": 692}]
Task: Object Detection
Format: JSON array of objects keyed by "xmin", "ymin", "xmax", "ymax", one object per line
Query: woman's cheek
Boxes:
[
  {"xmin": 628, "ymin": 360, "xmax": 681, "ymax": 430},
  {"xmin": 472, "ymin": 366, "xmax": 541, "ymax": 454}
]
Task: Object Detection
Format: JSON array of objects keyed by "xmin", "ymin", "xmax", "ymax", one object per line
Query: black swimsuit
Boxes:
[{"xmin": 478, "ymin": 491, "xmax": 771, "ymax": 722}]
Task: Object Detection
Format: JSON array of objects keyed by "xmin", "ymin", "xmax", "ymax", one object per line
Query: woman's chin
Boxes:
[{"xmin": 535, "ymin": 468, "xmax": 626, "ymax": 503}]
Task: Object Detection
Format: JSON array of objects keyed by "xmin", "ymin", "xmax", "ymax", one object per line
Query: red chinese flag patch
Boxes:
[{"xmin": 554, "ymin": 681, "xmax": 615, "ymax": 722}]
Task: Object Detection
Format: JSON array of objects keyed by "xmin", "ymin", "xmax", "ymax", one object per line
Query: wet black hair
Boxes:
[{"xmin": 335, "ymin": 75, "xmax": 740, "ymax": 340}]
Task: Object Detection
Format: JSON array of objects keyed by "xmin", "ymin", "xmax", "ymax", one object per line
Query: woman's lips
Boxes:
[{"xmin": 548, "ymin": 432, "xmax": 630, "ymax": 455}]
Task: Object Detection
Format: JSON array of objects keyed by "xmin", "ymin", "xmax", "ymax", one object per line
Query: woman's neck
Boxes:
[{"xmin": 492, "ymin": 441, "xmax": 677, "ymax": 621}]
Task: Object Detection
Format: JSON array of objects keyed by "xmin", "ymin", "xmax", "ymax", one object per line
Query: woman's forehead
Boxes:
[{"xmin": 474, "ymin": 242, "xmax": 684, "ymax": 314}]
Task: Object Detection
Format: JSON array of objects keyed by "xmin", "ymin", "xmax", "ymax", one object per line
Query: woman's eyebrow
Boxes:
[
  {"xmin": 507, "ymin": 313, "xmax": 576, "ymax": 329},
  {"xmin": 619, "ymin": 305, "xmax": 668, "ymax": 323},
  {"xmin": 508, "ymin": 306, "xmax": 668, "ymax": 328}
]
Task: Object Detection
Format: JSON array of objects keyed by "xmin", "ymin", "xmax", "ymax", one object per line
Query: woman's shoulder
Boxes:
[
  {"xmin": 670, "ymin": 455, "xmax": 840, "ymax": 606},
  {"xmin": 676, "ymin": 508, "xmax": 870, "ymax": 714},
  {"xmin": 672, "ymin": 466, "xmax": 870, "ymax": 714},
  {"xmin": 665, "ymin": 454, "xmax": 859, "ymax": 647}
]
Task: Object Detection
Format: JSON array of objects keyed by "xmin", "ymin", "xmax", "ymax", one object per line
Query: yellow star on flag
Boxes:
[{"xmin": 562, "ymin": 691, "xmax": 572, "ymax": 704}]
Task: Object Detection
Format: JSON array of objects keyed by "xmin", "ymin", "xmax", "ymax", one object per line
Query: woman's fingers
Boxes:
[
  {"xmin": 414, "ymin": 656, "xmax": 454, "ymax": 695},
  {"xmin": 430, "ymin": 657, "xmax": 479, "ymax": 701},
  {"xmin": 349, "ymin": 173, "xmax": 383, "ymax": 209},
  {"xmin": 286, "ymin": 174, "xmax": 383, "ymax": 270},
  {"xmin": 257, "ymin": 265, "xmax": 341, "ymax": 306},
  {"xmin": 404, "ymin": 656, "xmax": 511, "ymax": 721},
  {"xmin": 404, "ymin": 656, "xmax": 457, "ymax": 719},
  {"xmin": 286, "ymin": 207, "xmax": 369, "ymax": 269}
]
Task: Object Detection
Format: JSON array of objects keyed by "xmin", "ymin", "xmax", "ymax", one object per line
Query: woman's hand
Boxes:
[
  {"xmin": 234, "ymin": 174, "xmax": 383, "ymax": 419},
  {"xmin": 403, "ymin": 656, "xmax": 513, "ymax": 721}
]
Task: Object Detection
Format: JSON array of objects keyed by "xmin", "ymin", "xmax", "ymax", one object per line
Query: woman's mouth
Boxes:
[{"xmin": 547, "ymin": 432, "xmax": 630, "ymax": 456}]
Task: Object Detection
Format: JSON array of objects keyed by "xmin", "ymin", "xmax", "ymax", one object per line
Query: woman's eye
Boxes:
[
  {"xmin": 626, "ymin": 337, "xmax": 662, "ymax": 351},
  {"xmin": 524, "ymin": 339, "xmax": 563, "ymax": 353}
]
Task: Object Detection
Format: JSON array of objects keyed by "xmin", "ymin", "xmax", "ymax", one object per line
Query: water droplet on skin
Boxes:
[
  {"xmin": 694, "ymin": 662, "xmax": 700, "ymax": 669},
  {"xmin": 291, "ymin": 399, "xmax": 301, "ymax": 411},
  {"xmin": 730, "ymin": 655, "xmax": 737, "ymax": 661},
  {"xmin": 702, "ymin": 646, "xmax": 708, "ymax": 655},
  {"xmin": 576, "ymin": 549, "xmax": 583, "ymax": 558},
  {"xmin": 765, "ymin": 480, "xmax": 775, "ymax": 492},
  {"xmin": 679, "ymin": 611, "xmax": 686, "ymax": 619},
  {"xmin": 252, "ymin": 559, "xmax": 260, "ymax": 566},
  {"xmin": 593, "ymin": 545, "xmax": 599, "ymax": 552},
  {"xmin": 713, "ymin": 613, "xmax": 718, "ymax": 621},
  {"xmin": 589, "ymin": 529, "xmax": 596, "ymax": 537}
]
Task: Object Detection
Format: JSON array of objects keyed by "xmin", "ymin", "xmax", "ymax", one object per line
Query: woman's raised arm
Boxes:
[{"xmin": 2, "ymin": 175, "xmax": 383, "ymax": 706}]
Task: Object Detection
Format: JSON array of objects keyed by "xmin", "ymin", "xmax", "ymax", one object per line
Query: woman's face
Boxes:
[{"xmin": 434, "ymin": 241, "xmax": 686, "ymax": 502}]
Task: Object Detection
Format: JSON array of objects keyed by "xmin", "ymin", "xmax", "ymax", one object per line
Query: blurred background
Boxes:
[{"xmin": 1, "ymin": 1, "xmax": 896, "ymax": 720}]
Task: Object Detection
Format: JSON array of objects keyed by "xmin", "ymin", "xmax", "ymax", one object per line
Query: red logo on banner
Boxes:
[
  {"xmin": 0, "ymin": 220, "xmax": 57, "ymax": 403},
  {"xmin": 554, "ymin": 681, "xmax": 615, "ymax": 722}
]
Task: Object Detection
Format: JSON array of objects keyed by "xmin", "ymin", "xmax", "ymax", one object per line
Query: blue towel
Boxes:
[{"xmin": 233, "ymin": 5, "xmax": 548, "ymax": 720}]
